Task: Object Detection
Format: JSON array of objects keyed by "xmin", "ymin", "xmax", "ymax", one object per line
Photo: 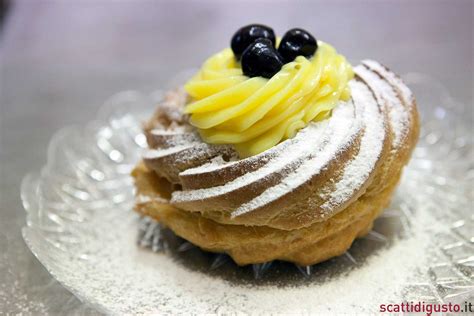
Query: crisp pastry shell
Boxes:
[
  {"xmin": 132, "ymin": 61, "xmax": 420, "ymax": 265},
  {"xmin": 133, "ymin": 163, "xmax": 401, "ymax": 266}
]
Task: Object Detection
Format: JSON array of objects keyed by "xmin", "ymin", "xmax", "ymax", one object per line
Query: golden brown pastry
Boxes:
[{"xmin": 132, "ymin": 26, "xmax": 419, "ymax": 266}]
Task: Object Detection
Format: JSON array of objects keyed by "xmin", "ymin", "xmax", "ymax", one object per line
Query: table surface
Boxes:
[{"xmin": 1, "ymin": 0, "xmax": 472, "ymax": 314}]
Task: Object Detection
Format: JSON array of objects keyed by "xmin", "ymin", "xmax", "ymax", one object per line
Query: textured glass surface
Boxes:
[{"xmin": 21, "ymin": 74, "xmax": 473, "ymax": 314}]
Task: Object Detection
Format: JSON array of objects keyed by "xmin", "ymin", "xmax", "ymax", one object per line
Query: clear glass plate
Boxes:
[{"xmin": 21, "ymin": 74, "xmax": 473, "ymax": 314}]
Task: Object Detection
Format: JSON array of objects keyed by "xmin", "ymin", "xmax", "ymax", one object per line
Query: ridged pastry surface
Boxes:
[{"xmin": 135, "ymin": 60, "xmax": 419, "ymax": 265}]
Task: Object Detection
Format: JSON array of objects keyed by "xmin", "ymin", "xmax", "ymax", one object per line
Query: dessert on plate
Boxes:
[{"xmin": 132, "ymin": 25, "xmax": 419, "ymax": 266}]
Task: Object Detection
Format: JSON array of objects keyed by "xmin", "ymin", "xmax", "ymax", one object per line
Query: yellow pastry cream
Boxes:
[{"xmin": 184, "ymin": 41, "xmax": 354, "ymax": 158}]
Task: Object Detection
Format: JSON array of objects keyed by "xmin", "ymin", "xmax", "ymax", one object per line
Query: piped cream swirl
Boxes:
[{"xmin": 185, "ymin": 42, "xmax": 353, "ymax": 157}]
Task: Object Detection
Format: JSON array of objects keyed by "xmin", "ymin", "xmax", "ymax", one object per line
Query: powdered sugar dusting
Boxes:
[
  {"xmin": 232, "ymin": 100, "xmax": 361, "ymax": 217},
  {"xmin": 23, "ymin": 192, "xmax": 435, "ymax": 314},
  {"xmin": 150, "ymin": 129, "xmax": 187, "ymax": 136},
  {"xmin": 178, "ymin": 117, "xmax": 323, "ymax": 178},
  {"xmin": 363, "ymin": 60, "xmax": 414, "ymax": 105},
  {"xmin": 320, "ymin": 80, "xmax": 385, "ymax": 211},
  {"xmin": 148, "ymin": 130, "xmax": 199, "ymax": 148},
  {"xmin": 179, "ymin": 155, "xmax": 234, "ymax": 175},
  {"xmin": 171, "ymin": 119, "xmax": 332, "ymax": 202},
  {"xmin": 355, "ymin": 64, "xmax": 409, "ymax": 147},
  {"xmin": 143, "ymin": 145, "xmax": 195, "ymax": 159}
]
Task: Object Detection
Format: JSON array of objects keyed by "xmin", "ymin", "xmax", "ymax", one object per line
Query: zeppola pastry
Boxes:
[{"xmin": 133, "ymin": 25, "xmax": 419, "ymax": 266}]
